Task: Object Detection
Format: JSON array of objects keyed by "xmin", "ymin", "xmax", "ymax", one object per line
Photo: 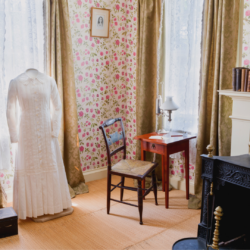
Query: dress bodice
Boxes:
[{"xmin": 6, "ymin": 70, "xmax": 62, "ymax": 173}]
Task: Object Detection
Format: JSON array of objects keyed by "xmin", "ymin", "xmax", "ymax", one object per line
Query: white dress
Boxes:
[{"xmin": 6, "ymin": 69, "xmax": 72, "ymax": 219}]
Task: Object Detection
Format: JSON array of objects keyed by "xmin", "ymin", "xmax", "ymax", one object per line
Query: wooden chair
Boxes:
[{"xmin": 99, "ymin": 117, "xmax": 158, "ymax": 225}]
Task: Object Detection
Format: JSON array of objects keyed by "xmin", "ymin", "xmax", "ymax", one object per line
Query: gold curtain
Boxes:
[
  {"xmin": 136, "ymin": 0, "xmax": 162, "ymax": 179},
  {"xmin": 189, "ymin": 0, "xmax": 240, "ymax": 209},
  {"xmin": 46, "ymin": 0, "xmax": 88, "ymax": 197}
]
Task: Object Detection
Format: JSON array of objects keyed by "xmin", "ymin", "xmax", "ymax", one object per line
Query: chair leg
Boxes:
[
  {"xmin": 152, "ymin": 170, "xmax": 158, "ymax": 205},
  {"xmin": 120, "ymin": 177, "xmax": 125, "ymax": 201},
  {"xmin": 137, "ymin": 180, "xmax": 143, "ymax": 225},
  {"xmin": 107, "ymin": 172, "xmax": 112, "ymax": 214}
]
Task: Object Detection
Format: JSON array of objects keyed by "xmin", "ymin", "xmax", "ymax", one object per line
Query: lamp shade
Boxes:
[{"xmin": 161, "ymin": 96, "xmax": 179, "ymax": 111}]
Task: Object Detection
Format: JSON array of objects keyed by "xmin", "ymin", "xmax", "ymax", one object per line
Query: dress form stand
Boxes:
[{"xmin": 31, "ymin": 207, "xmax": 74, "ymax": 222}]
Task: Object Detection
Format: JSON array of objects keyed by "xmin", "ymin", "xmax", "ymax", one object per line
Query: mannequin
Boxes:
[
  {"xmin": 26, "ymin": 68, "xmax": 39, "ymax": 78},
  {"xmin": 7, "ymin": 68, "xmax": 73, "ymax": 222}
]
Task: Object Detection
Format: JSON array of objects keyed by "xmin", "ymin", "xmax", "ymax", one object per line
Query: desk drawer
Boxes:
[{"xmin": 143, "ymin": 141, "xmax": 165, "ymax": 154}]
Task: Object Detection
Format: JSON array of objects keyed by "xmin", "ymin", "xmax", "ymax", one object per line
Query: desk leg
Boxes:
[
  {"xmin": 141, "ymin": 141, "xmax": 146, "ymax": 199},
  {"xmin": 162, "ymin": 155, "xmax": 165, "ymax": 192},
  {"xmin": 185, "ymin": 142, "xmax": 189, "ymax": 200},
  {"xmin": 165, "ymin": 149, "xmax": 169, "ymax": 209}
]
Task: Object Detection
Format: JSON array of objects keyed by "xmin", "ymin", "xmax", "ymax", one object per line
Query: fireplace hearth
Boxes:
[{"xmin": 173, "ymin": 152, "xmax": 250, "ymax": 250}]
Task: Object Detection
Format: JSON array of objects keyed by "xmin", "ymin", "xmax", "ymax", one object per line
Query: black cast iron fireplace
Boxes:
[{"xmin": 173, "ymin": 153, "xmax": 250, "ymax": 250}]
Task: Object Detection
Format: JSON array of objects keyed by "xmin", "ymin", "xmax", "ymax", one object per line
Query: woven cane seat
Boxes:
[{"xmin": 111, "ymin": 159, "xmax": 155, "ymax": 177}]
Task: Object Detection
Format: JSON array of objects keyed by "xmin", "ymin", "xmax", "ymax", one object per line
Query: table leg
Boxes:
[
  {"xmin": 162, "ymin": 155, "xmax": 165, "ymax": 192},
  {"xmin": 141, "ymin": 141, "xmax": 146, "ymax": 199},
  {"xmin": 185, "ymin": 142, "xmax": 189, "ymax": 200},
  {"xmin": 165, "ymin": 148, "xmax": 169, "ymax": 209}
]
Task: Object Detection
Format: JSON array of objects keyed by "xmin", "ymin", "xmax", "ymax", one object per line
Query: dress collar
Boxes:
[{"xmin": 20, "ymin": 68, "xmax": 47, "ymax": 85}]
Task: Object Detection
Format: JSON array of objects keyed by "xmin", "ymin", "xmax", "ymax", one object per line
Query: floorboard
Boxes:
[{"xmin": 0, "ymin": 176, "xmax": 200, "ymax": 249}]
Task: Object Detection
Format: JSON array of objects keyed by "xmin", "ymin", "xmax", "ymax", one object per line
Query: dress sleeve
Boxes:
[
  {"xmin": 50, "ymin": 77, "xmax": 62, "ymax": 138},
  {"xmin": 6, "ymin": 80, "xmax": 18, "ymax": 143}
]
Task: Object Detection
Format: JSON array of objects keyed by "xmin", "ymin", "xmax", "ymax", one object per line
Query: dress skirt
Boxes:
[{"xmin": 13, "ymin": 138, "xmax": 72, "ymax": 219}]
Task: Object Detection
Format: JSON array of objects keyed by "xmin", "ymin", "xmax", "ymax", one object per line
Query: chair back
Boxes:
[{"xmin": 99, "ymin": 118, "xmax": 126, "ymax": 170}]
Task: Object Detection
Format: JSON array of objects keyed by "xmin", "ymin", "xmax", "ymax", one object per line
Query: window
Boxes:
[
  {"xmin": 0, "ymin": 0, "xmax": 45, "ymax": 170},
  {"xmin": 163, "ymin": 0, "xmax": 204, "ymax": 134},
  {"xmin": 158, "ymin": 0, "xmax": 204, "ymax": 175}
]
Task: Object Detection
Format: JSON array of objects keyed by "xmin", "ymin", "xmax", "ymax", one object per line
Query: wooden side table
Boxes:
[{"xmin": 134, "ymin": 132, "xmax": 196, "ymax": 208}]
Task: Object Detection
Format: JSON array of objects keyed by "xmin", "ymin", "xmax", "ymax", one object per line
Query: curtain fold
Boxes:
[
  {"xmin": 46, "ymin": 0, "xmax": 88, "ymax": 197},
  {"xmin": 189, "ymin": 0, "xmax": 240, "ymax": 209},
  {"xmin": 136, "ymin": 0, "xmax": 162, "ymax": 179}
]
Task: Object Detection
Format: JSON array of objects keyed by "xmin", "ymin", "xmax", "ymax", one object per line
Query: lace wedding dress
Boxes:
[{"xmin": 6, "ymin": 69, "xmax": 72, "ymax": 219}]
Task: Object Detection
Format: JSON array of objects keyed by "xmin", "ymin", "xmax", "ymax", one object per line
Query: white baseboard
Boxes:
[
  {"xmin": 5, "ymin": 170, "xmax": 193, "ymax": 203},
  {"xmin": 84, "ymin": 167, "xmax": 107, "ymax": 183},
  {"xmin": 83, "ymin": 168, "xmax": 194, "ymax": 194},
  {"xmin": 169, "ymin": 175, "xmax": 194, "ymax": 194},
  {"xmin": 83, "ymin": 168, "xmax": 194, "ymax": 195}
]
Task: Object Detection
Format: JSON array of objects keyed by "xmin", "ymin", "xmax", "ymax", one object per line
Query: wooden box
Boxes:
[{"xmin": 0, "ymin": 207, "xmax": 18, "ymax": 238}]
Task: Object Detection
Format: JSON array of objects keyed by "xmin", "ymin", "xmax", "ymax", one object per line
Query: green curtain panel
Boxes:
[
  {"xmin": 136, "ymin": 0, "xmax": 162, "ymax": 179},
  {"xmin": 189, "ymin": 0, "xmax": 240, "ymax": 209},
  {"xmin": 46, "ymin": 0, "xmax": 88, "ymax": 198}
]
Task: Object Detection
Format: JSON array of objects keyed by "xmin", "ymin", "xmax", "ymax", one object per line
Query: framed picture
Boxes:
[{"xmin": 90, "ymin": 7, "xmax": 110, "ymax": 38}]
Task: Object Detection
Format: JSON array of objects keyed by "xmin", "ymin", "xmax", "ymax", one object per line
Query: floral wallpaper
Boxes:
[
  {"xmin": 169, "ymin": 149, "xmax": 195, "ymax": 183},
  {"xmin": 68, "ymin": 0, "xmax": 138, "ymax": 172},
  {"xmin": 0, "ymin": 145, "xmax": 14, "ymax": 195},
  {"xmin": 242, "ymin": 0, "xmax": 250, "ymax": 67}
]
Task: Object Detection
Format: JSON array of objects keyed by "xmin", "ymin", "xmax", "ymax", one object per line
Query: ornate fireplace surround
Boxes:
[
  {"xmin": 198, "ymin": 153, "xmax": 250, "ymax": 247},
  {"xmin": 173, "ymin": 151, "xmax": 250, "ymax": 249}
]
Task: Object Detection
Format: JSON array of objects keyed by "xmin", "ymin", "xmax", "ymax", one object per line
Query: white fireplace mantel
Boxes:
[{"xmin": 218, "ymin": 89, "xmax": 250, "ymax": 156}]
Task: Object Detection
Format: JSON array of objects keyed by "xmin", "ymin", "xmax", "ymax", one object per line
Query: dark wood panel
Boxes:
[{"xmin": 198, "ymin": 154, "xmax": 250, "ymax": 246}]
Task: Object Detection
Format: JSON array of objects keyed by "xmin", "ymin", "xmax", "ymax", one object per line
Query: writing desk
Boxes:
[{"xmin": 134, "ymin": 132, "xmax": 196, "ymax": 208}]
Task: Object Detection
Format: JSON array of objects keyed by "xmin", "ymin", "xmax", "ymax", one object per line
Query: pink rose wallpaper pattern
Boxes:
[
  {"xmin": 0, "ymin": 146, "xmax": 14, "ymax": 195},
  {"xmin": 242, "ymin": 0, "xmax": 250, "ymax": 67},
  {"xmin": 169, "ymin": 151, "xmax": 195, "ymax": 183},
  {"xmin": 68, "ymin": 0, "xmax": 138, "ymax": 172}
]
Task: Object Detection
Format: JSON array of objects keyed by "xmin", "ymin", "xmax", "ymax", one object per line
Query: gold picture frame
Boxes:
[{"xmin": 90, "ymin": 7, "xmax": 110, "ymax": 38}]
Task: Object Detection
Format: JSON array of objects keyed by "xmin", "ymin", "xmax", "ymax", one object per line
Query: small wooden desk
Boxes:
[{"xmin": 134, "ymin": 132, "xmax": 196, "ymax": 208}]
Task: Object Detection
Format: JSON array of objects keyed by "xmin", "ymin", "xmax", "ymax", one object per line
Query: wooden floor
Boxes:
[{"xmin": 0, "ymin": 177, "xmax": 200, "ymax": 249}]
